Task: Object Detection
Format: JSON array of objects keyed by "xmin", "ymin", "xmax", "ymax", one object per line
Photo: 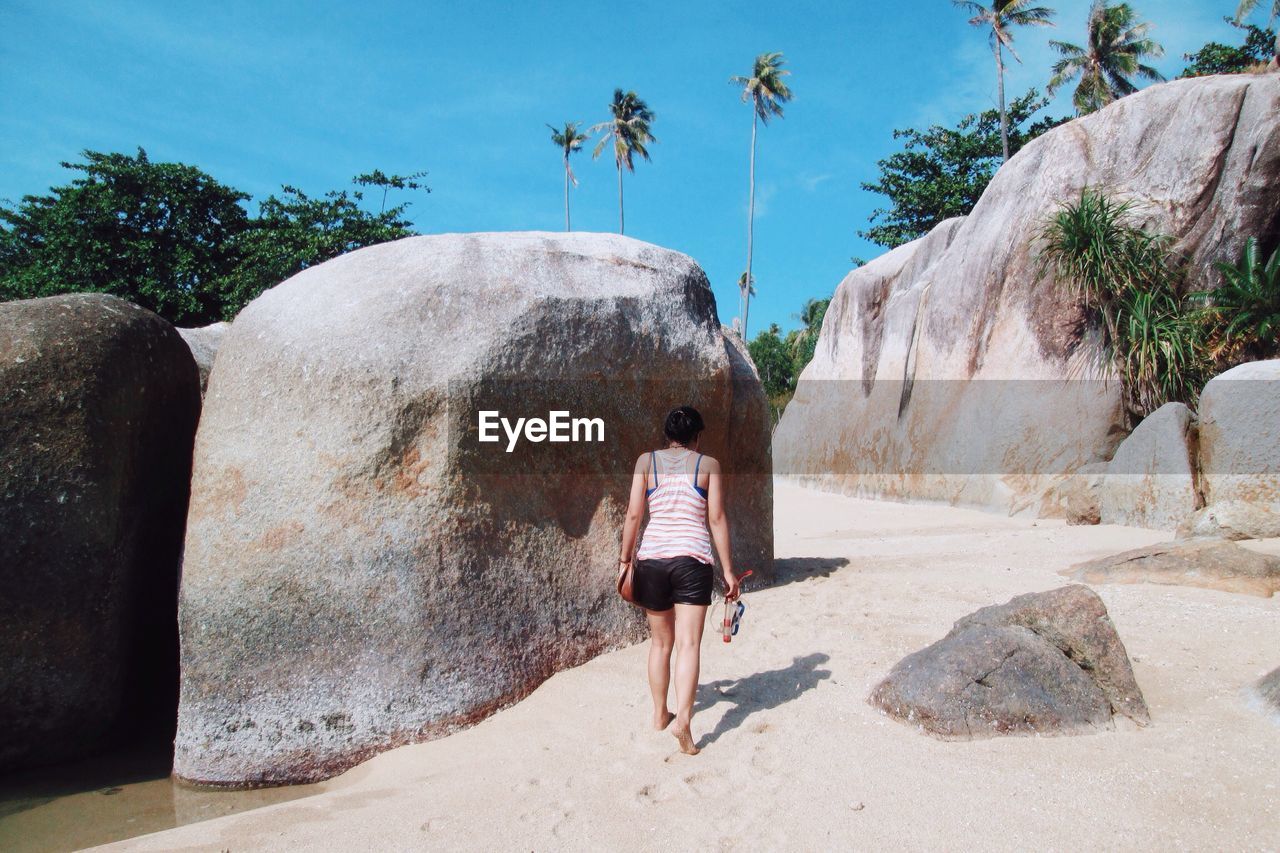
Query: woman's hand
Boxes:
[{"xmin": 722, "ymin": 570, "xmax": 740, "ymax": 601}]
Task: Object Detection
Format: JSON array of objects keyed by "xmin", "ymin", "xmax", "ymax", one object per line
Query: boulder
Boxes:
[
  {"xmin": 1255, "ymin": 667, "xmax": 1280, "ymax": 717},
  {"xmin": 175, "ymin": 232, "xmax": 772, "ymax": 786},
  {"xmin": 868, "ymin": 585, "xmax": 1149, "ymax": 739},
  {"xmin": 0, "ymin": 293, "xmax": 200, "ymax": 771},
  {"xmin": 1040, "ymin": 461, "xmax": 1109, "ymax": 525},
  {"xmin": 176, "ymin": 321, "xmax": 229, "ymax": 397},
  {"xmin": 1193, "ymin": 359, "xmax": 1280, "ymax": 538},
  {"xmin": 777, "ymin": 75, "xmax": 1280, "ymax": 516},
  {"xmin": 1099, "ymin": 402, "xmax": 1201, "ymax": 530},
  {"xmin": 1063, "ymin": 538, "xmax": 1280, "ymax": 597}
]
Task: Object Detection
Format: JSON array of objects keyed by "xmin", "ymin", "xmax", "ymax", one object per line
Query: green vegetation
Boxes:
[
  {"xmin": 953, "ymin": 0, "xmax": 1056, "ymax": 162},
  {"xmin": 731, "ymin": 51, "xmax": 793, "ymax": 338},
  {"xmin": 547, "ymin": 122, "xmax": 589, "ymax": 231},
  {"xmin": 1180, "ymin": 18, "xmax": 1276, "ymax": 76},
  {"xmin": 590, "ymin": 89, "xmax": 656, "ymax": 236},
  {"xmin": 746, "ymin": 297, "xmax": 831, "ymax": 424},
  {"xmin": 1037, "ymin": 188, "xmax": 1206, "ymax": 419},
  {"xmin": 860, "ymin": 90, "xmax": 1066, "ymax": 250},
  {"xmin": 0, "ymin": 148, "xmax": 423, "ymax": 325},
  {"xmin": 1235, "ymin": 0, "xmax": 1280, "ymax": 63},
  {"xmin": 1189, "ymin": 238, "xmax": 1280, "ymax": 366},
  {"xmin": 1049, "ymin": 1, "xmax": 1165, "ymax": 114}
]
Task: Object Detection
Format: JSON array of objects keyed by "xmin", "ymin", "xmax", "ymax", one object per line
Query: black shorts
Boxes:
[{"xmin": 633, "ymin": 556, "xmax": 714, "ymax": 612}]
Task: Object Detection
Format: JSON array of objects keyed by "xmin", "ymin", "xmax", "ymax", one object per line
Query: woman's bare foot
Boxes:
[
  {"xmin": 653, "ymin": 710, "xmax": 675, "ymax": 731},
  {"xmin": 671, "ymin": 723, "xmax": 700, "ymax": 755}
]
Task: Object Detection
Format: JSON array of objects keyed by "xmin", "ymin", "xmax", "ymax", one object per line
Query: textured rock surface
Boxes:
[
  {"xmin": 176, "ymin": 232, "xmax": 772, "ymax": 786},
  {"xmin": 868, "ymin": 585, "xmax": 1149, "ymax": 739},
  {"xmin": 777, "ymin": 75, "xmax": 1280, "ymax": 516},
  {"xmin": 177, "ymin": 321, "xmax": 229, "ymax": 397},
  {"xmin": 1063, "ymin": 538, "xmax": 1280, "ymax": 597},
  {"xmin": 1100, "ymin": 403, "xmax": 1201, "ymax": 530},
  {"xmin": 1192, "ymin": 359, "xmax": 1280, "ymax": 538},
  {"xmin": 1255, "ymin": 666, "xmax": 1280, "ymax": 717},
  {"xmin": 0, "ymin": 293, "xmax": 200, "ymax": 771}
]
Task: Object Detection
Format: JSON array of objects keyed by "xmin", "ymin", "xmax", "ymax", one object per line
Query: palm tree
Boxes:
[
  {"xmin": 1236, "ymin": 0, "xmax": 1280, "ymax": 64},
  {"xmin": 547, "ymin": 122, "xmax": 588, "ymax": 231},
  {"xmin": 954, "ymin": 0, "xmax": 1056, "ymax": 162},
  {"xmin": 1048, "ymin": 1, "xmax": 1165, "ymax": 114},
  {"xmin": 590, "ymin": 89, "xmax": 656, "ymax": 235},
  {"xmin": 731, "ymin": 52, "xmax": 793, "ymax": 338}
]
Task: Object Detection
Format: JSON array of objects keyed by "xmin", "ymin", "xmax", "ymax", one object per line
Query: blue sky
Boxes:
[{"xmin": 0, "ymin": 0, "xmax": 1254, "ymax": 334}]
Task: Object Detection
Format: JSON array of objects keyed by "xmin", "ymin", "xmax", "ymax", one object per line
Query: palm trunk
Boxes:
[
  {"xmin": 563, "ymin": 155, "xmax": 571, "ymax": 231},
  {"xmin": 617, "ymin": 160, "xmax": 625, "ymax": 235},
  {"xmin": 995, "ymin": 39, "xmax": 1009, "ymax": 163},
  {"xmin": 744, "ymin": 110, "xmax": 758, "ymax": 338}
]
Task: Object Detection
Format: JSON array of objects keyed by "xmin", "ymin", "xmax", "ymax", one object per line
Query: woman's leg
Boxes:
[
  {"xmin": 644, "ymin": 608, "xmax": 675, "ymax": 730},
  {"xmin": 671, "ymin": 602, "xmax": 708, "ymax": 754}
]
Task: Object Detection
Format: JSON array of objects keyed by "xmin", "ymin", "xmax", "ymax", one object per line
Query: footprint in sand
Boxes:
[{"xmin": 750, "ymin": 721, "xmax": 773, "ymax": 734}]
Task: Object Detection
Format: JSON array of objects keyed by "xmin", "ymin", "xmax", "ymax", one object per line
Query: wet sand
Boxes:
[{"xmin": 29, "ymin": 480, "xmax": 1280, "ymax": 850}]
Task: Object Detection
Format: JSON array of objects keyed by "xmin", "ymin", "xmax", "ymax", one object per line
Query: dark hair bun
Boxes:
[{"xmin": 663, "ymin": 405, "xmax": 705, "ymax": 445}]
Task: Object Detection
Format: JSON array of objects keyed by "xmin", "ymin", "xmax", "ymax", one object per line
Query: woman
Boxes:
[{"xmin": 617, "ymin": 405, "xmax": 742, "ymax": 755}]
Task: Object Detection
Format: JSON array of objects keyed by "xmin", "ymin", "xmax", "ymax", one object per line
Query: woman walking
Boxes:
[{"xmin": 617, "ymin": 406, "xmax": 742, "ymax": 755}]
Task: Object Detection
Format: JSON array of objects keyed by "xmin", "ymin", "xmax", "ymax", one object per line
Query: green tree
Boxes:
[
  {"xmin": 1180, "ymin": 18, "xmax": 1276, "ymax": 76},
  {"xmin": 220, "ymin": 182, "xmax": 415, "ymax": 315},
  {"xmin": 730, "ymin": 51, "xmax": 793, "ymax": 337},
  {"xmin": 1235, "ymin": 0, "xmax": 1280, "ymax": 63},
  {"xmin": 590, "ymin": 89, "xmax": 656, "ymax": 235},
  {"xmin": 0, "ymin": 148, "xmax": 250, "ymax": 325},
  {"xmin": 352, "ymin": 170, "xmax": 429, "ymax": 213},
  {"xmin": 747, "ymin": 323, "xmax": 796, "ymax": 425},
  {"xmin": 860, "ymin": 90, "xmax": 1066, "ymax": 249},
  {"xmin": 547, "ymin": 122, "xmax": 589, "ymax": 231},
  {"xmin": 954, "ymin": 0, "xmax": 1056, "ymax": 162},
  {"xmin": 790, "ymin": 297, "xmax": 831, "ymax": 371},
  {"xmin": 1048, "ymin": 1, "xmax": 1165, "ymax": 114}
]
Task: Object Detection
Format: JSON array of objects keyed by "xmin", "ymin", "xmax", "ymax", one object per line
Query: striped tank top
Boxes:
[{"xmin": 636, "ymin": 449, "xmax": 715, "ymax": 565}]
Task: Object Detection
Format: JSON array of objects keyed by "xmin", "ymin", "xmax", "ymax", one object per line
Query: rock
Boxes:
[
  {"xmin": 1194, "ymin": 359, "xmax": 1280, "ymax": 538},
  {"xmin": 0, "ymin": 293, "xmax": 201, "ymax": 771},
  {"xmin": 1099, "ymin": 402, "xmax": 1201, "ymax": 530},
  {"xmin": 1040, "ymin": 462, "xmax": 1109, "ymax": 525},
  {"xmin": 176, "ymin": 321, "xmax": 229, "ymax": 397},
  {"xmin": 777, "ymin": 75, "xmax": 1280, "ymax": 516},
  {"xmin": 1255, "ymin": 667, "xmax": 1280, "ymax": 717},
  {"xmin": 175, "ymin": 232, "xmax": 772, "ymax": 787},
  {"xmin": 868, "ymin": 585, "xmax": 1149, "ymax": 739},
  {"xmin": 1178, "ymin": 500, "xmax": 1280, "ymax": 541},
  {"xmin": 1063, "ymin": 538, "xmax": 1280, "ymax": 597}
]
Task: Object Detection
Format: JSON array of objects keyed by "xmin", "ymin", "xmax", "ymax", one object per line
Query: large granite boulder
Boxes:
[
  {"xmin": 1063, "ymin": 538, "xmax": 1280, "ymax": 597},
  {"xmin": 869, "ymin": 585, "xmax": 1149, "ymax": 739},
  {"xmin": 176, "ymin": 232, "xmax": 772, "ymax": 786},
  {"xmin": 176, "ymin": 321, "xmax": 229, "ymax": 397},
  {"xmin": 777, "ymin": 74, "xmax": 1280, "ymax": 516},
  {"xmin": 1188, "ymin": 360, "xmax": 1280, "ymax": 539},
  {"xmin": 0, "ymin": 293, "xmax": 200, "ymax": 771},
  {"xmin": 1099, "ymin": 402, "xmax": 1201, "ymax": 530}
]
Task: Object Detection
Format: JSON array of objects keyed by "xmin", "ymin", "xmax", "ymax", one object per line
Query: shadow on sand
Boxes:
[
  {"xmin": 693, "ymin": 652, "xmax": 832, "ymax": 748},
  {"xmin": 767, "ymin": 557, "xmax": 850, "ymax": 589}
]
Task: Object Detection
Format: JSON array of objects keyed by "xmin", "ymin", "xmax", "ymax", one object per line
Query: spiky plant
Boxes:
[
  {"xmin": 730, "ymin": 51, "xmax": 793, "ymax": 337},
  {"xmin": 1188, "ymin": 237, "xmax": 1280, "ymax": 365},
  {"xmin": 953, "ymin": 0, "xmax": 1056, "ymax": 162},
  {"xmin": 1048, "ymin": 1, "xmax": 1165, "ymax": 115}
]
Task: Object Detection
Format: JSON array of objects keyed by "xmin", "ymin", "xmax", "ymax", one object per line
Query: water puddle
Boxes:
[{"xmin": 0, "ymin": 738, "xmax": 326, "ymax": 851}]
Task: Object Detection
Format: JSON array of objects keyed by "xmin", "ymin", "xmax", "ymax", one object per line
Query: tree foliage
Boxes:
[
  {"xmin": 1179, "ymin": 18, "xmax": 1276, "ymax": 76},
  {"xmin": 859, "ymin": 90, "xmax": 1066, "ymax": 250},
  {"xmin": 0, "ymin": 149, "xmax": 421, "ymax": 325},
  {"xmin": 1048, "ymin": 1, "xmax": 1165, "ymax": 115},
  {"xmin": 746, "ymin": 296, "xmax": 831, "ymax": 424}
]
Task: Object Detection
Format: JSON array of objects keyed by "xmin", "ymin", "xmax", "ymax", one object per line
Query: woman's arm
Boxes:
[
  {"xmin": 704, "ymin": 456, "xmax": 740, "ymax": 600},
  {"xmin": 617, "ymin": 453, "xmax": 649, "ymax": 577}
]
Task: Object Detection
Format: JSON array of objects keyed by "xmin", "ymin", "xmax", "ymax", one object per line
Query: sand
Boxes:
[{"xmin": 93, "ymin": 481, "xmax": 1280, "ymax": 851}]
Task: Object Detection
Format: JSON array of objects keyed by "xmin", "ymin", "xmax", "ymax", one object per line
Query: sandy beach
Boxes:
[{"xmin": 89, "ymin": 480, "xmax": 1279, "ymax": 851}]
